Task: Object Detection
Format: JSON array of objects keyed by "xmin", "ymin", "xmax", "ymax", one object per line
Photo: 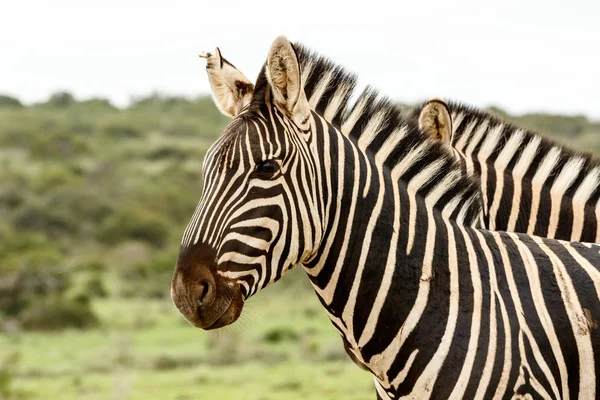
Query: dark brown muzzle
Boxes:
[{"xmin": 171, "ymin": 244, "xmax": 244, "ymax": 330}]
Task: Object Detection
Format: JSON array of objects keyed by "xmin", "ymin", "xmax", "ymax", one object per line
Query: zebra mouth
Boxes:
[{"xmin": 202, "ymin": 291, "xmax": 244, "ymax": 330}]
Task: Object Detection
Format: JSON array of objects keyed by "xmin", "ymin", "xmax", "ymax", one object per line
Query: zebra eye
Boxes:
[{"xmin": 255, "ymin": 159, "xmax": 279, "ymax": 176}]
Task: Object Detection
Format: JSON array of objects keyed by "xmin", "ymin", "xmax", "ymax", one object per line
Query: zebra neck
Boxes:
[{"xmin": 302, "ymin": 120, "xmax": 465, "ymax": 360}]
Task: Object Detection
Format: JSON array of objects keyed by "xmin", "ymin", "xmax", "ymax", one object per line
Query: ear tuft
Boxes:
[
  {"xmin": 418, "ymin": 98, "xmax": 453, "ymax": 145},
  {"xmin": 200, "ymin": 47, "xmax": 254, "ymax": 117}
]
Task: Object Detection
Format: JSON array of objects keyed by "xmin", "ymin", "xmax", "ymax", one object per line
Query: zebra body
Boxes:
[
  {"xmin": 413, "ymin": 101, "xmax": 600, "ymax": 243},
  {"xmin": 171, "ymin": 37, "xmax": 600, "ymax": 399}
]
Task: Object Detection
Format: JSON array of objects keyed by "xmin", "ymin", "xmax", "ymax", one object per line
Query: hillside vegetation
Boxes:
[{"xmin": 0, "ymin": 92, "xmax": 598, "ymax": 399}]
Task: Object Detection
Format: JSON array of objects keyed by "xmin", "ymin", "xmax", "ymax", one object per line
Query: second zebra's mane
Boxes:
[
  {"xmin": 445, "ymin": 102, "xmax": 600, "ymax": 169},
  {"xmin": 442, "ymin": 102, "xmax": 600, "ymax": 205},
  {"xmin": 249, "ymin": 43, "xmax": 483, "ymax": 225}
]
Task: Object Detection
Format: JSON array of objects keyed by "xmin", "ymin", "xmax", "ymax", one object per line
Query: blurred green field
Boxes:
[
  {"xmin": 1, "ymin": 92, "xmax": 599, "ymax": 399},
  {"xmin": 1, "ymin": 270, "xmax": 374, "ymax": 399}
]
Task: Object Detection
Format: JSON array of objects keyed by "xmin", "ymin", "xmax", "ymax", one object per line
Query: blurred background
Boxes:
[{"xmin": 1, "ymin": 1, "xmax": 599, "ymax": 399}]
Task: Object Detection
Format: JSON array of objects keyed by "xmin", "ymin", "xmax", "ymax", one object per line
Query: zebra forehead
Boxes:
[{"xmin": 209, "ymin": 116, "xmax": 279, "ymax": 172}]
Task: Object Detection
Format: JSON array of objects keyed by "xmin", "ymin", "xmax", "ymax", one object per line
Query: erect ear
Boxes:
[
  {"xmin": 418, "ymin": 98, "xmax": 454, "ymax": 145},
  {"xmin": 199, "ymin": 48, "xmax": 254, "ymax": 117},
  {"xmin": 266, "ymin": 36, "xmax": 311, "ymax": 130}
]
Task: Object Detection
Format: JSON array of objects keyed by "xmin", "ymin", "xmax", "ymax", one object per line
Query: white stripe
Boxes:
[
  {"xmin": 507, "ymin": 137, "xmax": 541, "ymax": 232},
  {"xmin": 570, "ymin": 168, "xmax": 600, "ymax": 241},
  {"xmin": 324, "ymin": 82, "xmax": 352, "ymax": 122},
  {"xmin": 475, "ymin": 123, "xmax": 503, "ymax": 220},
  {"xmin": 488, "ymin": 129, "xmax": 524, "ymax": 229},
  {"xmin": 408, "ymin": 198, "xmax": 461, "ymax": 399},
  {"xmin": 527, "ymin": 147, "xmax": 561, "ymax": 235},
  {"xmin": 308, "ymin": 69, "xmax": 334, "ymax": 109},
  {"xmin": 447, "ymin": 224, "xmax": 483, "ymax": 399},
  {"xmin": 548, "ymin": 157, "xmax": 585, "ymax": 238},
  {"xmin": 341, "ymin": 93, "xmax": 369, "ymax": 136},
  {"xmin": 473, "ymin": 231, "xmax": 512, "ymax": 400},
  {"xmin": 454, "ymin": 119, "xmax": 478, "ymax": 153},
  {"xmin": 406, "ymin": 161, "xmax": 443, "ymax": 254}
]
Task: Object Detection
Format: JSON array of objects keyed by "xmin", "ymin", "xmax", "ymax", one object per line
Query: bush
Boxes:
[
  {"xmin": 18, "ymin": 298, "xmax": 98, "ymax": 331},
  {"xmin": 12, "ymin": 200, "xmax": 79, "ymax": 237},
  {"xmin": 0, "ymin": 252, "xmax": 68, "ymax": 317},
  {"xmin": 83, "ymin": 275, "xmax": 108, "ymax": 298},
  {"xmin": 102, "ymin": 121, "xmax": 143, "ymax": 138},
  {"xmin": 118, "ymin": 252, "xmax": 176, "ymax": 298},
  {"xmin": 46, "ymin": 91, "xmax": 76, "ymax": 108},
  {"xmin": 130, "ymin": 93, "xmax": 193, "ymax": 111},
  {"xmin": 76, "ymin": 98, "xmax": 117, "ymax": 112},
  {"xmin": 262, "ymin": 327, "xmax": 300, "ymax": 344},
  {"xmin": 0, "ymin": 247, "xmax": 99, "ymax": 331},
  {"xmin": 0, "ymin": 95, "xmax": 23, "ymax": 108},
  {"xmin": 28, "ymin": 132, "xmax": 90, "ymax": 158},
  {"xmin": 97, "ymin": 208, "xmax": 170, "ymax": 248}
]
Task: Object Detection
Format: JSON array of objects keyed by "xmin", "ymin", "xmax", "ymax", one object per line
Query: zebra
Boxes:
[
  {"xmin": 171, "ymin": 36, "xmax": 600, "ymax": 399},
  {"xmin": 411, "ymin": 99, "xmax": 600, "ymax": 243}
]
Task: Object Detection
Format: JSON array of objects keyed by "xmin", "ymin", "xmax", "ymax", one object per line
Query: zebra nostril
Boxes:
[{"xmin": 198, "ymin": 280, "xmax": 213, "ymax": 306}]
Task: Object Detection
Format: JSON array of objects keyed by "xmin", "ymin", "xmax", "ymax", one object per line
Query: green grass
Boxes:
[
  {"xmin": 15, "ymin": 363, "xmax": 372, "ymax": 400},
  {"xmin": 1, "ymin": 274, "xmax": 374, "ymax": 400}
]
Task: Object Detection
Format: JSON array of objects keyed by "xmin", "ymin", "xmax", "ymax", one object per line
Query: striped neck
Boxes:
[{"xmin": 300, "ymin": 108, "xmax": 477, "ymax": 347}]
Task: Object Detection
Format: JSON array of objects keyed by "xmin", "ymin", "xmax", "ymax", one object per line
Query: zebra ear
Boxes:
[
  {"xmin": 266, "ymin": 36, "xmax": 310, "ymax": 130},
  {"xmin": 199, "ymin": 48, "xmax": 254, "ymax": 117},
  {"xmin": 418, "ymin": 98, "xmax": 453, "ymax": 145}
]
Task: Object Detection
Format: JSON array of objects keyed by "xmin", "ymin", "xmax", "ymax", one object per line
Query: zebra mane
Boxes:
[
  {"xmin": 436, "ymin": 101, "xmax": 600, "ymax": 197},
  {"xmin": 250, "ymin": 43, "xmax": 483, "ymax": 225}
]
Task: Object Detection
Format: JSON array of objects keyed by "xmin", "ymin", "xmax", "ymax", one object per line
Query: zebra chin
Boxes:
[{"xmin": 171, "ymin": 244, "xmax": 246, "ymax": 330}]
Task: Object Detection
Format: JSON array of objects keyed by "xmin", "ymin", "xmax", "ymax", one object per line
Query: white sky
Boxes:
[{"xmin": 1, "ymin": 0, "xmax": 599, "ymax": 119}]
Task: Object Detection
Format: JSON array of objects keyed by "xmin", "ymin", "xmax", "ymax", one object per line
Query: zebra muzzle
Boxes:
[{"xmin": 171, "ymin": 259, "xmax": 244, "ymax": 330}]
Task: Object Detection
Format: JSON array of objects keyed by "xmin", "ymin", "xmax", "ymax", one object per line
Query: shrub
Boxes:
[
  {"xmin": 151, "ymin": 354, "xmax": 202, "ymax": 370},
  {"xmin": 28, "ymin": 132, "xmax": 90, "ymax": 158},
  {"xmin": 18, "ymin": 297, "xmax": 98, "ymax": 331},
  {"xmin": 83, "ymin": 275, "xmax": 108, "ymax": 298},
  {"xmin": 46, "ymin": 91, "xmax": 75, "ymax": 108},
  {"xmin": 0, "ymin": 248, "xmax": 99, "ymax": 331},
  {"xmin": 117, "ymin": 251, "xmax": 176, "ymax": 298},
  {"xmin": 0, "ymin": 252, "xmax": 67, "ymax": 317},
  {"xmin": 76, "ymin": 98, "xmax": 117, "ymax": 112},
  {"xmin": 102, "ymin": 121, "xmax": 143, "ymax": 138},
  {"xmin": 130, "ymin": 93, "xmax": 193, "ymax": 111},
  {"xmin": 262, "ymin": 327, "xmax": 300, "ymax": 344},
  {"xmin": 0, "ymin": 95, "xmax": 23, "ymax": 109},
  {"xmin": 12, "ymin": 200, "xmax": 79, "ymax": 237},
  {"xmin": 97, "ymin": 208, "xmax": 170, "ymax": 248}
]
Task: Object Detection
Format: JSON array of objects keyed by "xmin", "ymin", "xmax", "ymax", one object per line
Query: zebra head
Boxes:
[{"xmin": 171, "ymin": 37, "xmax": 324, "ymax": 329}]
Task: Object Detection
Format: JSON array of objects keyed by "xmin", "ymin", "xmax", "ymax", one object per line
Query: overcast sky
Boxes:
[{"xmin": 1, "ymin": 0, "xmax": 599, "ymax": 119}]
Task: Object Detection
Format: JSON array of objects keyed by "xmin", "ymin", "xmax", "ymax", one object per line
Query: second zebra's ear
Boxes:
[
  {"xmin": 418, "ymin": 98, "xmax": 453, "ymax": 145},
  {"xmin": 199, "ymin": 48, "xmax": 254, "ymax": 117},
  {"xmin": 266, "ymin": 36, "xmax": 311, "ymax": 130}
]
